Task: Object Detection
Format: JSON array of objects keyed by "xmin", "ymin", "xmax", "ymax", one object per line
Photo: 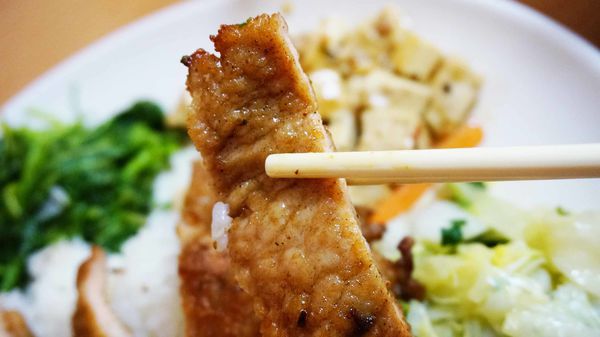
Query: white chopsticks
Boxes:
[{"xmin": 265, "ymin": 144, "xmax": 600, "ymax": 185}]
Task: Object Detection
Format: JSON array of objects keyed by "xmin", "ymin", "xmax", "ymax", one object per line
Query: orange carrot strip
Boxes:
[
  {"xmin": 369, "ymin": 126, "xmax": 483, "ymax": 224},
  {"xmin": 370, "ymin": 183, "xmax": 431, "ymax": 224},
  {"xmin": 437, "ymin": 125, "xmax": 483, "ymax": 149}
]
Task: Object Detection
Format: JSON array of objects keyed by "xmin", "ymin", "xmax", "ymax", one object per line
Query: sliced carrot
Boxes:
[
  {"xmin": 369, "ymin": 126, "xmax": 483, "ymax": 224},
  {"xmin": 437, "ymin": 125, "xmax": 483, "ymax": 149},
  {"xmin": 370, "ymin": 183, "xmax": 432, "ymax": 224}
]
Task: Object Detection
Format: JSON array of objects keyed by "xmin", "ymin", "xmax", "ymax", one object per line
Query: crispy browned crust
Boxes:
[
  {"xmin": 184, "ymin": 13, "xmax": 411, "ymax": 336},
  {"xmin": 178, "ymin": 161, "xmax": 260, "ymax": 336},
  {"xmin": 72, "ymin": 247, "xmax": 131, "ymax": 337},
  {"xmin": 180, "ymin": 161, "xmax": 216, "ymax": 240},
  {"xmin": 0, "ymin": 311, "xmax": 33, "ymax": 337}
]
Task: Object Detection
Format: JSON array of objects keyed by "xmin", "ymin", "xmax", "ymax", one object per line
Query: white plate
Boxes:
[{"xmin": 2, "ymin": 0, "xmax": 599, "ymax": 210}]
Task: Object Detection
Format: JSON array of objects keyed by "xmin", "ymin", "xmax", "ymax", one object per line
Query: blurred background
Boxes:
[{"xmin": 1, "ymin": 0, "xmax": 598, "ymax": 105}]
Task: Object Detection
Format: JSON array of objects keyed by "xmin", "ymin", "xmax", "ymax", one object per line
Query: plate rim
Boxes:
[{"xmin": 2, "ymin": 0, "xmax": 599, "ymax": 114}]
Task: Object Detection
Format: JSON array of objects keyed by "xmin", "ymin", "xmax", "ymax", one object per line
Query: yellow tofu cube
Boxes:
[
  {"xmin": 327, "ymin": 109, "xmax": 356, "ymax": 151},
  {"xmin": 393, "ymin": 33, "xmax": 442, "ymax": 81},
  {"xmin": 426, "ymin": 59, "xmax": 481, "ymax": 137}
]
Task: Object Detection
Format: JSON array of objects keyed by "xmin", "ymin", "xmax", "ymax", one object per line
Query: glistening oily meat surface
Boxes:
[
  {"xmin": 177, "ymin": 161, "xmax": 260, "ymax": 337},
  {"xmin": 184, "ymin": 13, "xmax": 410, "ymax": 336}
]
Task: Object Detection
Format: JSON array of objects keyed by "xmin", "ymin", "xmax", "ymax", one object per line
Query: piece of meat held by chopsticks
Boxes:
[
  {"xmin": 72, "ymin": 247, "xmax": 131, "ymax": 337},
  {"xmin": 183, "ymin": 13, "xmax": 411, "ymax": 336},
  {"xmin": 178, "ymin": 161, "xmax": 260, "ymax": 337}
]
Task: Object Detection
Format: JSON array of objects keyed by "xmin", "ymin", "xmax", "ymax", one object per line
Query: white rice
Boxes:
[
  {"xmin": 0, "ymin": 239, "xmax": 90, "ymax": 337},
  {"xmin": 108, "ymin": 210, "xmax": 184, "ymax": 337},
  {"xmin": 211, "ymin": 202, "xmax": 233, "ymax": 252},
  {"xmin": 0, "ymin": 147, "xmax": 199, "ymax": 337}
]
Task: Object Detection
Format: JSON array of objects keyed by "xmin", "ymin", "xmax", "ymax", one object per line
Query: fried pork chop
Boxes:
[
  {"xmin": 178, "ymin": 161, "xmax": 260, "ymax": 336},
  {"xmin": 0, "ymin": 310, "xmax": 33, "ymax": 337},
  {"xmin": 72, "ymin": 246, "xmax": 131, "ymax": 337},
  {"xmin": 183, "ymin": 13, "xmax": 411, "ymax": 336}
]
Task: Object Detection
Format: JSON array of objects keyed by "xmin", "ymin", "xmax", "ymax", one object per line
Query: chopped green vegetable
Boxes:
[
  {"xmin": 556, "ymin": 206, "xmax": 569, "ymax": 216},
  {"xmin": 467, "ymin": 182, "xmax": 486, "ymax": 189},
  {"xmin": 441, "ymin": 219, "xmax": 466, "ymax": 246},
  {"xmin": 0, "ymin": 101, "xmax": 187, "ymax": 291},
  {"xmin": 405, "ymin": 183, "xmax": 600, "ymax": 337},
  {"xmin": 444, "ymin": 183, "xmax": 485, "ymax": 208},
  {"xmin": 467, "ymin": 230, "xmax": 509, "ymax": 248},
  {"xmin": 236, "ymin": 17, "xmax": 252, "ymax": 27},
  {"xmin": 399, "ymin": 300, "xmax": 411, "ymax": 316}
]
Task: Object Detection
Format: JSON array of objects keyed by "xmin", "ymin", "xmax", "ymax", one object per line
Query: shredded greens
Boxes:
[
  {"xmin": 556, "ymin": 206, "xmax": 570, "ymax": 216},
  {"xmin": 467, "ymin": 230, "xmax": 509, "ymax": 248},
  {"xmin": 385, "ymin": 183, "xmax": 600, "ymax": 337},
  {"xmin": 0, "ymin": 101, "xmax": 186, "ymax": 291},
  {"xmin": 467, "ymin": 182, "xmax": 486, "ymax": 189},
  {"xmin": 445, "ymin": 183, "xmax": 485, "ymax": 208},
  {"xmin": 441, "ymin": 219, "xmax": 466, "ymax": 246}
]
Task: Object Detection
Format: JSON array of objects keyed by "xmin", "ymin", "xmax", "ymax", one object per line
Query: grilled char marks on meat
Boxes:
[{"xmin": 184, "ymin": 14, "xmax": 410, "ymax": 336}]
